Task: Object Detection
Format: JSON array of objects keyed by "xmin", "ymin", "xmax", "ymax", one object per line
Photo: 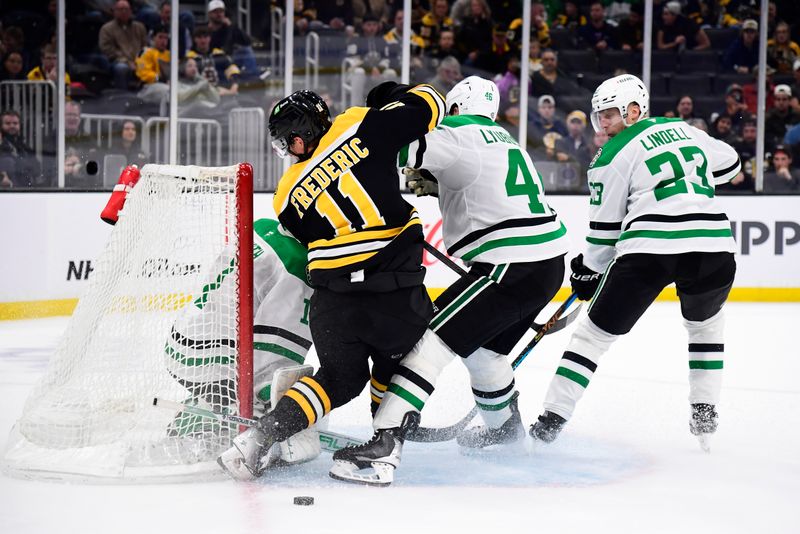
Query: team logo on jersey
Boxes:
[{"xmin": 589, "ymin": 147, "xmax": 602, "ymax": 169}]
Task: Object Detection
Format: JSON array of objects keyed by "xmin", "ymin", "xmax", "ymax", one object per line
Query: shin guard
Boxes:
[
  {"xmin": 543, "ymin": 317, "xmax": 617, "ymax": 420},
  {"xmin": 372, "ymin": 330, "xmax": 455, "ymax": 430},
  {"xmin": 685, "ymin": 310, "xmax": 725, "ymax": 405}
]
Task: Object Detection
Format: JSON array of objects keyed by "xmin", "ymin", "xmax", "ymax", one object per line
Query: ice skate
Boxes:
[
  {"xmin": 689, "ymin": 403, "xmax": 718, "ymax": 453},
  {"xmin": 329, "ymin": 412, "xmax": 419, "ymax": 487},
  {"xmin": 529, "ymin": 410, "xmax": 567, "ymax": 443},
  {"xmin": 456, "ymin": 393, "xmax": 524, "ymax": 450},
  {"xmin": 217, "ymin": 420, "xmax": 278, "ymax": 481}
]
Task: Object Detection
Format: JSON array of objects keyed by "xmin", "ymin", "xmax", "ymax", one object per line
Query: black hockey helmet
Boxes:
[{"xmin": 268, "ymin": 90, "xmax": 331, "ymax": 158}]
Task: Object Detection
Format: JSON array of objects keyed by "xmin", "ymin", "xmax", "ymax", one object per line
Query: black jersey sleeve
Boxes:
[{"xmin": 364, "ymin": 83, "xmax": 446, "ymax": 154}]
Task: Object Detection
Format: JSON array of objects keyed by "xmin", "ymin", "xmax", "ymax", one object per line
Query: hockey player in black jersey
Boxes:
[{"xmin": 217, "ymin": 84, "xmax": 447, "ymax": 480}]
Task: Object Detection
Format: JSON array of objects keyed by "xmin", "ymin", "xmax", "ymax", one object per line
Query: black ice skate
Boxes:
[
  {"xmin": 456, "ymin": 392, "xmax": 524, "ymax": 449},
  {"xmin": 329, "ymin": 412, "xmax": 420, "ymax": 486},
  {"xmin": 529, "ymin": 410, "xmax": 567, "ymax": 443},
  {"xmin": 689, "ymin": 403, "xmax": 718, "ymax": 453}
]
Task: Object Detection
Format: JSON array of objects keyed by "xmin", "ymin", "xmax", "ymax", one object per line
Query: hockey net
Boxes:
[{"xmin": 3, "ymin": 163, "xmax": 253, "ymax": 482}]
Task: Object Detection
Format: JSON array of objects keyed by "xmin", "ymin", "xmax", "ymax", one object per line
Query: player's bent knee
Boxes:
[
  {"xmin": 684, "ymin": 309, "xmax": 724, "ymax": 343},
  {"xmin": 462, "ymin": 347, "xmax": 512, "ymax": 390},
  {"xmin": 569, "ymin": 317, "xmax": 618, "ymax": 358}
]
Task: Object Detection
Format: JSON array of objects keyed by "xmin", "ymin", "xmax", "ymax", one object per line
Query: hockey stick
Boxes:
[
  {"xmin": 422, "ymin": 241, "xmax": 575, "ymax": 335},
  {"xmin": 152, "ymin": 397, "xmax": 363, "ymax": 453},
  {"xmin": 405, "ymin": 291, "xmax": 580, "ymax": 443}
]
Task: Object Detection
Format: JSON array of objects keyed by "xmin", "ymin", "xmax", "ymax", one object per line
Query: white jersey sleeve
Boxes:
[
  {"xmin": 402, "ymin": 125, "xmax": 463, "ymax": 179},
  {"xmin": 584, "ymin": 117, "xmax": 738, "ymax": 273},
  {"xmin": 694, "ymin": 128, "xmax": 741, "ymax": 185},
  {"xmin": 401, "ymin": 114, "xmax": 570, "ymax": 264},
  {"xmin": 584, "ymin": 162, "xmax": 630, "ymax": 273}
]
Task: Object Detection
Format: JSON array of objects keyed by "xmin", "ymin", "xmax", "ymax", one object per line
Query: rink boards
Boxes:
[{"xmin": 1, "ymin": 193, "xmax": 799, "ymax": 320}]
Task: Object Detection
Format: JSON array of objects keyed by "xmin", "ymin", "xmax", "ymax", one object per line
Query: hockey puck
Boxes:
[{"xmin": 293, "ymin": 496, "xmax": 314, "ymax": 506}]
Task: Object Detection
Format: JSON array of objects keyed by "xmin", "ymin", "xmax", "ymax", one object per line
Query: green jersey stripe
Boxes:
[
  {"xmin": 461, "ymin": 223, "xmax": 567, "ymax": 261},
  {"xmin": 430, "ymin": 277, "xmax": 492, "ymax": 330},
  {"xmin": 587, "ymin": 236, "xmax": 618, "ymax": 246},
  {"xmin": 440, "ymin": 114, "xmax": 497, "ymax": 128},
  {"xmin": 165, "ymin": 344, "xmax": 232, "ymax": 366},
  {"xmin": 253, "ymin": 342, "xmax": 305, "ymax": 364},
  {"xmin": 619, "ymin": 228, "xmax": 733, "ymax": 241}
]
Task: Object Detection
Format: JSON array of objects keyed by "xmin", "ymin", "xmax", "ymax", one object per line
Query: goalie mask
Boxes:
[
  {"xmin": 268, "ymin": 90, "xmax": 332, "ymax": 159},
  {"xmin": 445, "ymin": 76, "xmax": 500, "ymax": 121},
  {"xmin": 590, "ymin": 74, "xmax": 650, "ymax": 133}
]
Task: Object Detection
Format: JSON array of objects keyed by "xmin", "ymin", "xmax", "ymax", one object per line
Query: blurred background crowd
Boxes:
[{"xmin": 0, "ymin": 0, "xmax": 799, "ymax": 193}]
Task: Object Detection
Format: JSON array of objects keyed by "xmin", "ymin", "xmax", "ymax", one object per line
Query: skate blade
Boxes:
[
  {"xmin": 328, "ymin": 460, "xmax": 394, "ymax": 487},
  {"xmin": 696, "ymin": 434, "xmax": 711, "ymax": 453}
]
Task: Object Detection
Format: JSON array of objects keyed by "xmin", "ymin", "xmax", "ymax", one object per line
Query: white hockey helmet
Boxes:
[
  {"xmin": 445, "ymin": 76, "xmax": 500, "ymax": 121},
  {"xmin": 590, "ymin": 74, "xmax": 650, "ymax": 132}
]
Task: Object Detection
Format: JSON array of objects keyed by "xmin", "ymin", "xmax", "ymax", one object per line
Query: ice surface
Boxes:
[{"xmin": 1, "ymin": 303, "xmax": 799, "ymax": 534}]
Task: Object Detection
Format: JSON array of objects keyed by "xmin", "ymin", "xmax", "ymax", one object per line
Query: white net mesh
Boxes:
[{"xmin": 3, "ymin": 164, "xmax": 252, "ymax": 482}]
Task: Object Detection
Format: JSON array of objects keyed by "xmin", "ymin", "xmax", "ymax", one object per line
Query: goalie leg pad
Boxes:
[
  {"xmin": 372, "ymin": 330, "xmax": 455, "ymax": 430},
  {"xmin": 542, "ymin": 317, "xmax": 617, "ymax": 421}
]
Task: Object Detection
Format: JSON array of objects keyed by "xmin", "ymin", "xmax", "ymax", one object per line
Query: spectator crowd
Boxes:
[{"xmin": 1, "ymin": 0, "xmax": 800, "ymax": 193}]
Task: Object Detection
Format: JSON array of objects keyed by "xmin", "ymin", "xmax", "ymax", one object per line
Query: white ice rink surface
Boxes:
[{"xmin": 1, "ymin": 302, "xmax": 798, "ymax": 534}]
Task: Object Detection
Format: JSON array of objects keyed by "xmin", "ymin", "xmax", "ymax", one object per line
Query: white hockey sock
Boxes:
[
  {"xmin": 372, "ymin": 329, "xmax": 456, "ymax": 430},
  {"xmin": 462, "ymin": 347, "xmax": 516, "ymax": 429},
  {"xmin": 685, "ymin": 310, "xmax": 725, "ymax": 405},
  {"xmin": 543, "ymin": 317, "xmax": 617, "ymax": 420}
]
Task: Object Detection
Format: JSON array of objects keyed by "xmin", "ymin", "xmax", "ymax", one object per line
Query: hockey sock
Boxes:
[
  {"xmin": 372, "ymin": 329, "xmax": 456, "ymax": 430},
  {"xmin": 369, "ymin": 375, "xmax": 388, "ymax": 416},
  {"xmin": 685, "ymin": 310, "xmax": 724, "ymax": 405},
  {"xmin": 462, "ymin": 347, "xmax": 517, "ymax": 429},
  {"xmin": 543, "ymin": 317, "xmax": 617, "ymax": 420},
  {"xmin": 271, "ymin": 375, "xmax": 332, "ymax": 440}
]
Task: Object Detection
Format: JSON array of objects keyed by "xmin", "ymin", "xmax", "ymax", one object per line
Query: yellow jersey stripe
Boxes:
[
  {"xmin": 309, "ymin": 225, "xmax": 404, "ymax": 249},
  {"xmin": 273, "ymin": 107, "xmax": 370, "ymax": 214},
  {"xmin": 410, "ymin": 88, "xmax": 440, "ymax": 132},
  {"xmin": 308, "ymin": 216, "xmax": 422, "ymax": 271},
  {"xmin": 370, "ymin": 393, "xmax": 383, "ymax": 404},
  {"xmin": 308, "ymin": 250, "xmax": 379, "ymax": 271},
  {"xmin": 309, "ymin": 210, "xmax": 421, "ymax": 251},
  {"xmin": 285, "ymin": 389, "xmax": 316, "ymax": 425},
  {"xmin": 300, "ymin": 376, "xmax": 332, "ymax": 414}
]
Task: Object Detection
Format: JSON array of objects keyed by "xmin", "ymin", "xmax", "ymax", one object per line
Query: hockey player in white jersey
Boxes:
[
  {"xmin": 329, "ymin": 77, "xmax": 569, "ymax": 485},
  {"xmin": 165, "ymin": 218, "xmax": 321, "ymax": 466},
  {"xmin": 529, "ymin": 74, "xmax": 740, "ymax": 452}
]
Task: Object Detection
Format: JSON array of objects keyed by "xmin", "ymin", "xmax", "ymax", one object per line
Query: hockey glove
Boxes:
[
  {"xmin": 403, "ymin": 167, "xmax": 439, "ymax": 197},
  {"xmin": 100, "ymin": 164, "xmax": 140, "ymax": 225},
  {"xmin": 366, "ymin": 81, "xmax": 410, "ymax": 108},
  {"xmin": 569, "ymin": 254, "xmax": 602, "ymax": 301}
]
